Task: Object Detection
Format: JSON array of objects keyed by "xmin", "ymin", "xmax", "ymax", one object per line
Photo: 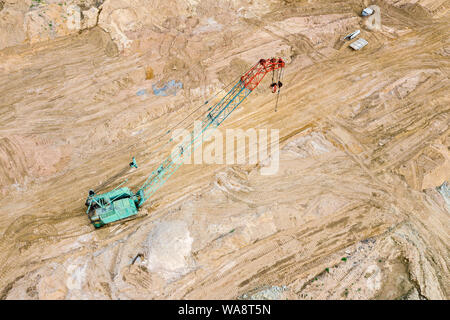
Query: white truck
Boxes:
[
  {"xmin": 349, "ymin": 38, "xmax": 368, "ymax": 50},
  {"xmin": 362, "ymin": 7, "xmax": 374, "ymax": 16},
  {"xmin": 344, "ymin": 30, "xmax": 361, "ymax": 40}
]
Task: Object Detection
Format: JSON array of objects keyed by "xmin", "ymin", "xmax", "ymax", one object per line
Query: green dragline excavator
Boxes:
[{"xmin": 85, "ymin": 58, "xmax": 285, "ymax": 228}]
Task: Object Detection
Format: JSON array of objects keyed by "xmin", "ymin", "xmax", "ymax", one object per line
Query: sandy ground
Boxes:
[{"xmin": 0, "ymin": 0, "xmax": 449, "ymax": 299}]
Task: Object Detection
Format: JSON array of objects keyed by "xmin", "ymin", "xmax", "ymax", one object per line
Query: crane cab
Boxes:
[{"xmin": 85, "ymin": 187, "xmax": 139, "ymax": 228}]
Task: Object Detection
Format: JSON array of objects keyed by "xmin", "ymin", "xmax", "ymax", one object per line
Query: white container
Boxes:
[{"xmin": 349, "ymin": 38, "xmax": 368, "ymax": 50}]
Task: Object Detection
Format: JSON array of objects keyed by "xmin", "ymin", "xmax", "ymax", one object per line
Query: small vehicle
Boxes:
[
  {"xmin": 349, "ymin": 38, "xmax": 368, "ymax": 51},
  {"xmin": 344, "ymin": 30, "xmax": 360, "ymax": 40},
  {"xmin": 362, "ymin": 7, "xmax": 374, "ymax": 16}
]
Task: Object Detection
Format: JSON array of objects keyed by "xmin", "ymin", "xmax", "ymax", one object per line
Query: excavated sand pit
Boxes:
[{"xmin": 0, "ymin": 0, "xmax": 449, "ymax": 299}]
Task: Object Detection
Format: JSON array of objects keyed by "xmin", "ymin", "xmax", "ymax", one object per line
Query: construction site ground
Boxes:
[{"xmin": 0, "ymin": 0, "xmax": 448, "ymax": 299}]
